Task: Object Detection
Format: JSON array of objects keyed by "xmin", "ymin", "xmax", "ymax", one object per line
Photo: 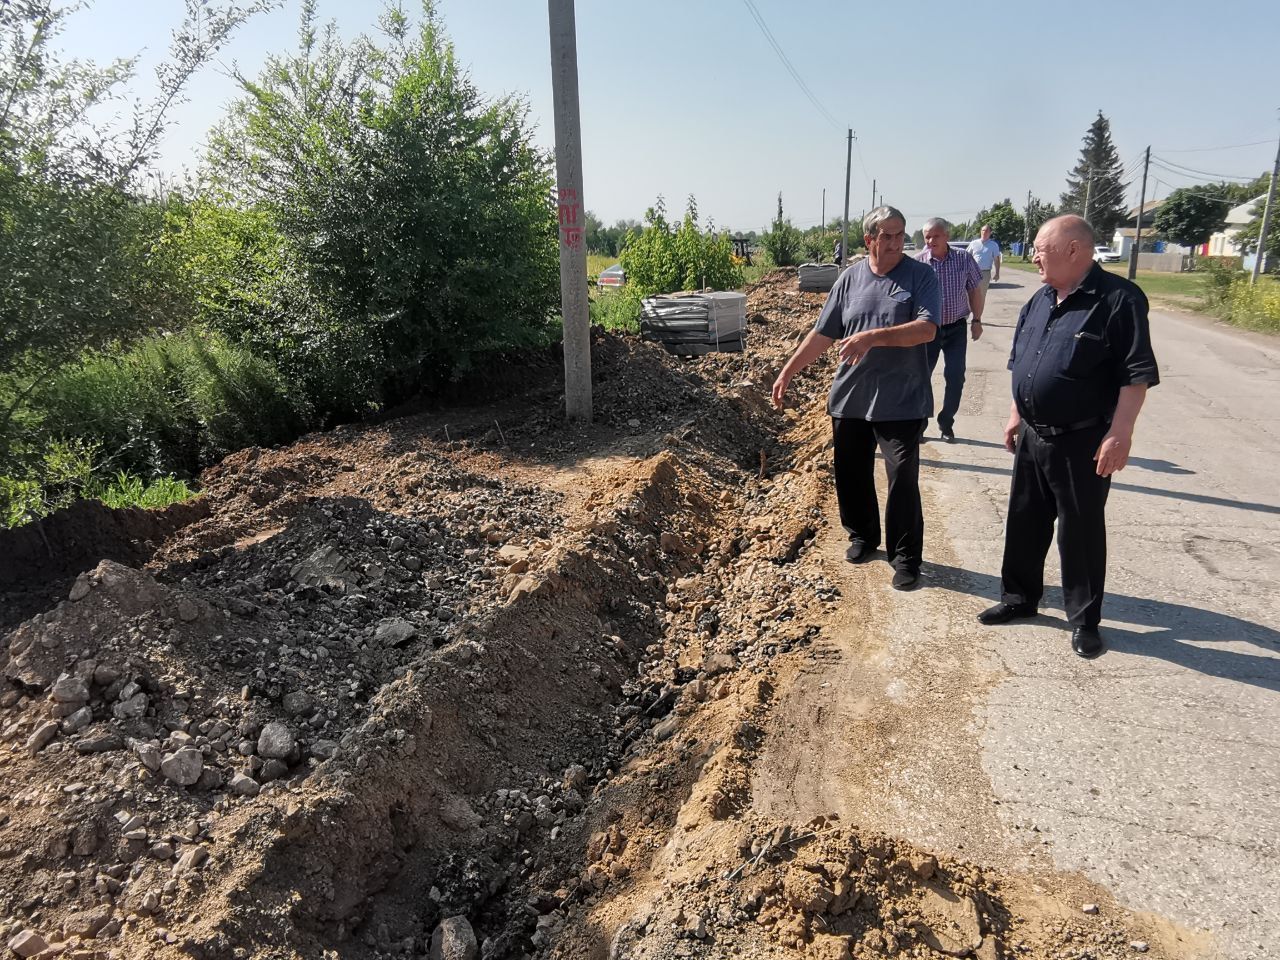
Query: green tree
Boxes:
[
  {"xmin": 973, "ymin": 199, "xmax": 1024, "ymax": 248},
  {"xmin": 1060, "ymin": 111, "xmax": 1128, "ymax": 238},
  {"xmin": 0, "ymin": 0, "xmax": 273, "ymax": 456},
  {"xmin": 619, "ymin": 196, "xmax": 741, "ymax": 295},
  {"xmin": 1153, "ymin": 186, "xmax": 1230, "ymax": 261},
  {"xmin": 206, "ymin": 0, "xmax": 559, "ymax": 417},
  {"xmin": 761, "ymin": 192, "xmax": 803, "ymax": 266}
]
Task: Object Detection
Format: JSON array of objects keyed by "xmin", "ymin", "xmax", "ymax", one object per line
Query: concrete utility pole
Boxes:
[
  {"xmin": 1129, "ymin": 146, "xmax": 1150, "ymax": 281},
  {"xmin": 870, "ymin": 178, "xmax": 876, "ymax": 215},
  {"xmin": 1252, "ymin": 129, "xmax": 1280, "ymax": 284},
  {"xmin": 821, "ymin": 187, "xmax": 826, "ymax": 234},
  {"xmin": 1083, "ymin": 166, "xmax": 1093, "ymax": 223},
  {"xmin": 841, "ymin": 129, "xmax": 852, "ymax": 267},
  {"xmin": 548, "ymin": 0, "xmax": 591, "ymax": 421}
]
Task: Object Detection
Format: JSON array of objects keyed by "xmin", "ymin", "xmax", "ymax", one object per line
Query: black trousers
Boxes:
[
  {"xmin": 925, "ymin": 320, "xmax": 968, "ymax": 431},
  {"xmin": 1000, "ymin": 422, "xmax": 1111, "ymax": 626},
  {"xmin": 831, "ymin": 416, "xmax": 926, "ymax": 571}
]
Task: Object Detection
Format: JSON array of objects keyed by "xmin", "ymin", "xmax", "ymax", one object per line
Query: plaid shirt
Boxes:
[{"xmin": 915, "ymin": 247, "xmax": 981, "ymax": 324}]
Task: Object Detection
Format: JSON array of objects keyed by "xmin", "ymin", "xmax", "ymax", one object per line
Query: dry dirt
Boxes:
[{"xmin": 0, "ymin": 269, "xmax": 1210, "ymax": 960}]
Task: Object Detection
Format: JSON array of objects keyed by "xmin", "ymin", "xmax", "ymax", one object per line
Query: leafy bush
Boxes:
[
  {"xmin": 0, "ymin": 439, "xmax": 194, "ymax": 528},
  {"xmin": 590, "ymin": 288, "xmax": 644, "ymax": 334},
  {"xmin": 760, "ymin": 193, "xmax": 803, "ymax": 267},
  {"xmin": 34, "ymin": 330, "xmax": 309, "ymax": 481},
  {"xmin": 203, "ymin": 2, "xmax": 560, "ymax": 419},
  {"xmin": 619, "ymin": 197, "xmax": 742, "ymax": 296}
]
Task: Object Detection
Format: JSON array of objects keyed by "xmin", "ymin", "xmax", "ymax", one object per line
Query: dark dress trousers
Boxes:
[{"xmin": 1001, "ymin": 264, "xmax": 1159, "ymax": 625}]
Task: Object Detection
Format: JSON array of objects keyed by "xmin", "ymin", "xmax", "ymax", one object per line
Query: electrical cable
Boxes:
[
  {"xmin": 1156, "ymin": 139, "xmax": 1273, "ymax": 153},
  {"xmin": 740, "ymin": 0, "xmax": 839, "ymax": 130},
  {"xmin": 1150, "ymin": 155, "xmax": 1258, "ymax": 182}
]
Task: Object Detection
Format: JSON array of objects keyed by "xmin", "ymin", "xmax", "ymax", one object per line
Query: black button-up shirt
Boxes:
[{"xmin": 1008, "ymin": 263, "xmax": 1160, "ymax": 427}]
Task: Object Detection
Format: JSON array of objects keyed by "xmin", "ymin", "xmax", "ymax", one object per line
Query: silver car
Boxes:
[{"xmin": 597, "ymin": 263, "xmax": 626, "ymax": 289}]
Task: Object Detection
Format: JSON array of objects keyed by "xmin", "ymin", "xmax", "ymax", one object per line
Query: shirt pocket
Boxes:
[
  {"xmin": 886, "ymin": 290, "xmax": 912, "ymax": 327},
  {"xmin": 1064, "ymin": 328, "xmax": 1106, "ymax": 378}
]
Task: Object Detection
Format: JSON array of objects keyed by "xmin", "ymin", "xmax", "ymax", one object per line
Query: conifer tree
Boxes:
[{"xmin": 1060, "ymin": 111, "xmax": 1129, "ymax": 239}]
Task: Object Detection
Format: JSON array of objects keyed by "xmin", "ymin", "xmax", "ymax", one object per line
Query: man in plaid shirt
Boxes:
[{"xmin": 915, "ymin": 217, "xmax": 984, "ymax": 441}]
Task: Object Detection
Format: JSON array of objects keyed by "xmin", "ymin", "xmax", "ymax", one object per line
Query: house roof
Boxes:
[
  {"xmin": 1226, "ymin": 194, "xmax": 1266, "ymax": 225},
  {"xmin": 1126, "ymin": 199, "xmax": 1165, "ymax": 218}
]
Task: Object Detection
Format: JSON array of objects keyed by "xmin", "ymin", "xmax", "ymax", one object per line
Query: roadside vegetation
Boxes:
[{"xmin": 1, "ymin": 1, "xmax": 559, "ymax": 527}]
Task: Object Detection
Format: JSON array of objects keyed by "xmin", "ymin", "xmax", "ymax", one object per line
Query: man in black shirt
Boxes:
[{"xmin": 977, "ymin": 215, "xmax": 1159, "ymax": 658}]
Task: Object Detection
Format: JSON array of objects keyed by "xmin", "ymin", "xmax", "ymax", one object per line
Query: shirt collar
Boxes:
[{"xmin": 1043, "ymin": 262, "xmax": 1104, "ymax": 306}]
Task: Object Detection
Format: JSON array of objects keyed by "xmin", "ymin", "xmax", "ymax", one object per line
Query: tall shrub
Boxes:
[{"xmin": 204, "ymin": 0, "xmax": 559, "ymax": 418}]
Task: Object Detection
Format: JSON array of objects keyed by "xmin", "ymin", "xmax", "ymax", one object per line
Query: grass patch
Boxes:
[
  {"xmin": 588, "ymin": 287, "xmax": 642, "ymax": 334},
  {"xmin": 1001, "ymin": 257, "xmax": 1207, "ymax": 306}
]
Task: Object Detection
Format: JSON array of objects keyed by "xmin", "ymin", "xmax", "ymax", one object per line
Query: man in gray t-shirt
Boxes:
[{"xmin": 772, "ymin": 205, "xmax": 940, "ymax": 590}]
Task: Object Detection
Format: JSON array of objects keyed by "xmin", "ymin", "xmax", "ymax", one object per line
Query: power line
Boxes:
[
  {"xmin": 1156, "ymin": 138, "xmax": 1273, "ymax": 154},
  {"xmin": 740, "ymin": 0, "xmax": 839, "ymax": 130},
  {"xmin": 1150, "ymin": 155, "xmax": 1258, "ymax": 182}
]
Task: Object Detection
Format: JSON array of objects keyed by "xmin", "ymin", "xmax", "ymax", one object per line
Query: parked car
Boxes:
[
  {"xmin": 596, "ymin": 263, "xmax": 625, "ymax": 289},
  {"xmin": 1094, "ymin": 245, "xmax": 1122, "ymax": 263},
  {"xmin": 948, "ymin": 240, "xmax": 975, "ymax": 256}
]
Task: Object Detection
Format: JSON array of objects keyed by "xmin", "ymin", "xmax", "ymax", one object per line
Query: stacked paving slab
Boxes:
[
  {"xmin": 640, "ymin": 292, "xmax": 747, "ymax": 356},
  {"xmin": 797, "ymin": 262, "xmax": 839, "ymax": 293}
]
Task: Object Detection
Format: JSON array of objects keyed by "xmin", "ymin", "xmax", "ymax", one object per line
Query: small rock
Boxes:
[
  {"xmin": 310, "ymin": 739, "xmax": 339, "ymax": 760},
  {"xmin": 374, "ymin": 618, "xmax": 416, "ymax": 647},
  {"xmin": 1130, "ymin": 942, "xmax": 1149, "ymax": 954},
  {"xmin": 282, "ymin": 690, "xmax": 314, "ymax": 717},
  {"xmin": 430, "ymin": 915, "xmax": 478, "ymax": 960},
  {"xmin": 652, "ymin": 715, "xmax": 680, "ymax": 741},
  {"xmin": 257, "ymin": 721, "xmax": 295, "ymax": 760},
  {"xmin": 1081, "ymin": 903, "xmax": 1099, "ymax": 915},
  {"xmin": 149, "ymin": 842, "xmax": 175, "ymax": 860},
  {"xmin": 176, "ymin": 598, "xmax": 200, "ymax": 622},
  {"xmin": 7, "ymin": 930, "xmax": 49, "ymax": 958},
  {"xmin": 136, "ymin": 743, "xmax": 162, "ymax": 771},
  {"xmin": 50, "ymin": 673, "xmax": 90, "ymax": 703},
  {"xmin": 93, "ymin": 664, "xmax": 121, "ymax": 687},
  {"xmin": 259, "ymin": 758, "xmax": 289, "ymax": 782},
  {"xmin": 69, "ymin": 576, "xmax": 92, "ymax": 601},
  {"xmin": 228, "ymin": 772, "xmax": 260, "ymax": 797},
  {"xmin": 64, "ymin": 905, "xmax": 113, "ymax": 938},
  {"xmin": 161, "ymin": 747, "xmax": 204, "ymax": 786},
  {"xmin": 195, "ymin": 766, "xmax": 224, "ymax": 791},
  {"xmin": 172, "ymin": 846, "xmax": 209, "ymax": 874},
  {"xmin": 26, "ymin": 720, "xmax": 59, "ymax": 755},
  {"xmin": 113, "ymin": 691, "xmax": 149, "ymax": 720},
  {"xmin": 76, "ymin": 732, "xmax": 124, "ymax": 754},
  {"xmin": 61, "ymin": 706, "xmax": 93, "ymax": 734}
]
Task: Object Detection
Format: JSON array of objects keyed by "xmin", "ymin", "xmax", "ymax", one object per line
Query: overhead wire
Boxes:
[
  {"xmin": 1149, "ymin": 155, "xmax": 1258, "ymax": 182},
  {"xmin": 1156, "ymin": 139, "xmax": 1273, "ymax": 153},
  {"xmin": 740, "ymin": 0, "xmax": 839, "ymax": 130}
]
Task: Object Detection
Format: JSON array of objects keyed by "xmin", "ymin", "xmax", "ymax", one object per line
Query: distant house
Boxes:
[
  {"xmin": 1206, "ymin": 194, "xmax": 1266, "ymax": 259},
  {"xmin": 1110, "ymin": 199, "xmax": 1182, "ymax": 258}
]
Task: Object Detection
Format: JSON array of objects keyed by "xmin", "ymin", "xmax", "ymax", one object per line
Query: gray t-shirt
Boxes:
[{"xmin": 814, "ymin": 257, "xmax": 941, "ymax": 421}]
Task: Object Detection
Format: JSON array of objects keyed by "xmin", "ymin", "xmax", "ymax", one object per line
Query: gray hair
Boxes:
[
  {"xmin": 922, "ymin": 217, "xmax": 951, "ymax": 235},
  {"xmin": 863, "ymin": 205, "xmax": 906, "ymax": 238}
]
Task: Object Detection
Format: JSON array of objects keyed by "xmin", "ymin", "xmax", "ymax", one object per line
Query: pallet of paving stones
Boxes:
[
  {"xmin": 639, "ymin": 291, "xmax": 747, "ymax": 355},
  {"xmin": 797, "ymin": 262, "xmax": 839, "ymax": 292}
]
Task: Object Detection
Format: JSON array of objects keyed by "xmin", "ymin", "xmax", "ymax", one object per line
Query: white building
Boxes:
[{"xmin": 1207, "ymin": 194, "xmax": 1266, "ymax": 258}]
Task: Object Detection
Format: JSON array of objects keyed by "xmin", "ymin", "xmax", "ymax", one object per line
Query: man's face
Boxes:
[
  {"xmin": 923, "ymin": 225, "xmax": 950, "ymax": 259},
  {"xmin": 1032, "ymin": 226, "xmax": 1086, "ymax": 289},
  {"xmin": 866, "ymin": 218, "xmax": 906, "ymax": 269},
  {"xmin": 981, "ymin": 226, "xmax": 992, "ymax": 241}
]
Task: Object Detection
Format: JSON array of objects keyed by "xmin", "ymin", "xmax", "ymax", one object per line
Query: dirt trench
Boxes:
[{"xmin": 0, "ymin": 271, "xmax": 1208, "ymax": 960}]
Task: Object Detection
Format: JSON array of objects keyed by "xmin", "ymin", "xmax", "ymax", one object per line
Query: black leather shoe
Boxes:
[
  {"xmin": 977, "ymin": 601, "xmax": 1037, "ymax": 625},
  {"xmin": 1071, "ymin": 626, "xmax": 1105, "ymax": 659},
  {"xmin": 844, "ymin": 540, "xmax": 876, "ymax": 563},
  {"xmin": 891, "ymin": 567, "xmax": 920, "ymax": 591},
  {"xmin": 941, "ymin": 427, "xmax": 956, "ymax": 443}
]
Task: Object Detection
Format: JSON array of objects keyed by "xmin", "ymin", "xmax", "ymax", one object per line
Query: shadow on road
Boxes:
[
  {"xmin": 923, "ymin": 562, "xmax": 1280, "ymax": 693},
  {"xmin": 920, "ymin": 457, "xmax": 1278, "ymax": 515}
]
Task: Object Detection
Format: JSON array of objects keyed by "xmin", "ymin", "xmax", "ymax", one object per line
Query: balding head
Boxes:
[{"xmin": 1033, "ymin": 215, "xmax": 1097, "ymax": 294}]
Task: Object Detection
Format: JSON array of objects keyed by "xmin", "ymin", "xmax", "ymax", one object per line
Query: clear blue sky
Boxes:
[{"xmin": 58, "ymin": 0, "xmax": 1280, "ymax": 235}]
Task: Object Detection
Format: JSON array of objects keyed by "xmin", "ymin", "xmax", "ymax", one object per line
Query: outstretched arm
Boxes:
[{"xmin": 772, "ymin": 330, "xmax": 835, "ymax": 408}]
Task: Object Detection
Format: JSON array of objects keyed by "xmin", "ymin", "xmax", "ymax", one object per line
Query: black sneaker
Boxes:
[
  {"xmin": 891, "ymin": 567, "xmax": 919, "ymax": 591},
  {"xmin": 941, "ymin": 427, "xmax": 955, "ymax": 443}
]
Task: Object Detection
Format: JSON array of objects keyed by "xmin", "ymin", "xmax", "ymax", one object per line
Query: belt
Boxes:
[{"xmin": 1026, "ymin": 416, "xmax": 1109, "ymax": 438}]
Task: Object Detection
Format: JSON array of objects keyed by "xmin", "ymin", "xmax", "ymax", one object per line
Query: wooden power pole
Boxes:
[
  {"xmin": 1129, "ymin": 147, "xmax": 1150, "ymax": 281},
  {"xmin": 548, "ymin": 0, "xmax": 591, "ymax": 421}
]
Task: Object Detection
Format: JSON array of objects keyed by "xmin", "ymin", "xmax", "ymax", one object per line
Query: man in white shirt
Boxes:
[{"xmin": 967, "ymin": 224, "xmax": 1002, "ymax": 300}]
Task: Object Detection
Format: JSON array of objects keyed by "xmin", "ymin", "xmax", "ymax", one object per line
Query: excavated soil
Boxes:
[{"xmin": 1, "ymin": 270, "xmax": 1207, "ymax": 960}]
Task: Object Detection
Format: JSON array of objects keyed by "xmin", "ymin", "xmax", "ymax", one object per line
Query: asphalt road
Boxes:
[{"xmin": 928, "ymin": 267, "xmax": 1280, "ymax": 958}]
